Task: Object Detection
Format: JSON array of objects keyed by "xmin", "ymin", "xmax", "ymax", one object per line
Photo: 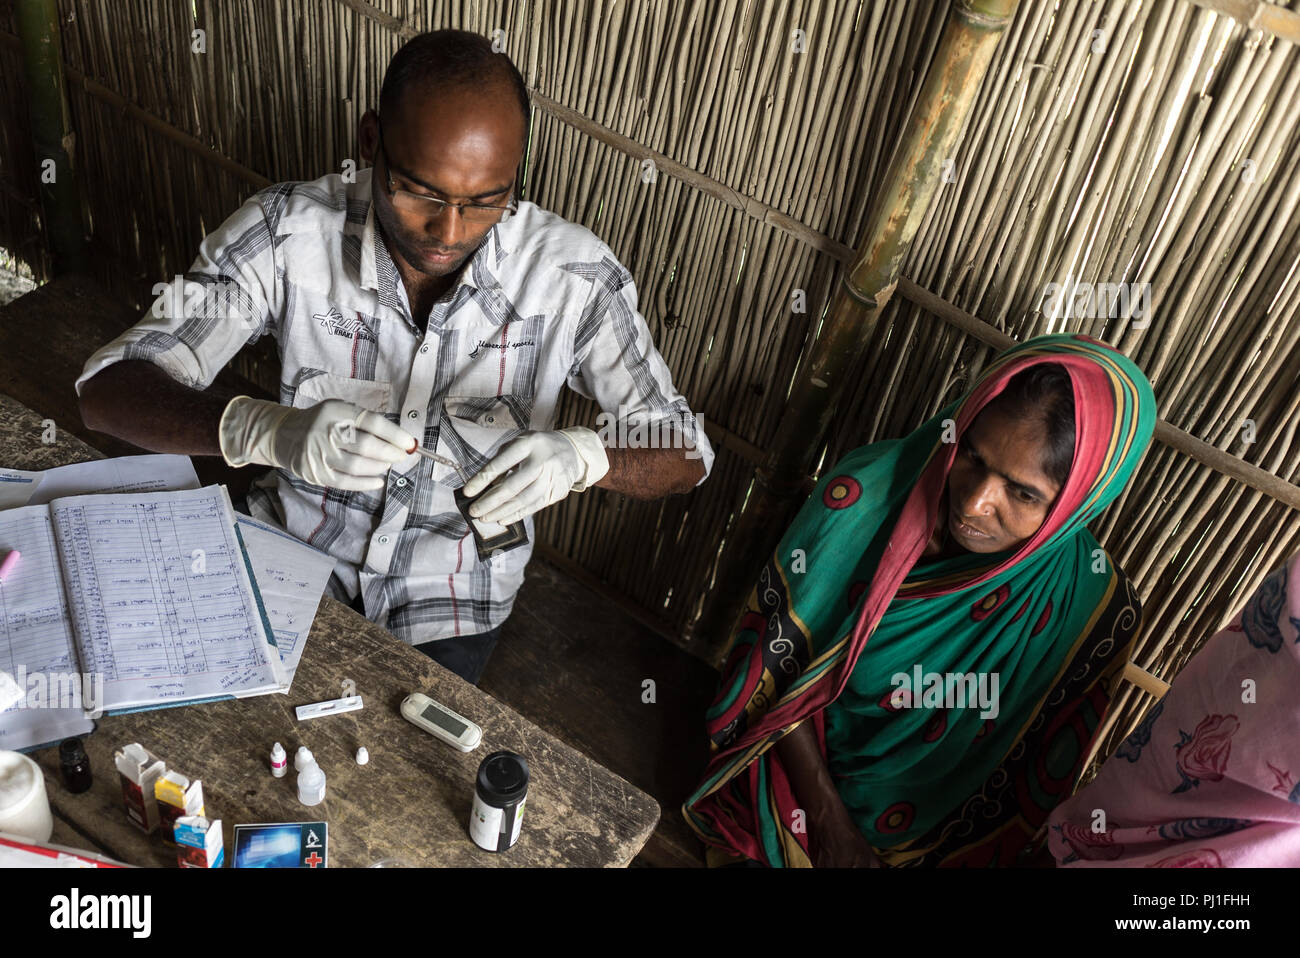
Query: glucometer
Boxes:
[{"xmin": 400, "ymin": 692, "xmax": 482, "ymax": 752}]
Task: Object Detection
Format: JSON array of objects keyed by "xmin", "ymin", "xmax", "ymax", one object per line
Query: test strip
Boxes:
[{"xmin": 294, "ymin": 695, "xmax": 364, "ymax": 721}]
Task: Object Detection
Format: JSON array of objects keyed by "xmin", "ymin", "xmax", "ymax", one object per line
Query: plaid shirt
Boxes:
[{"xmin": 76, "ymin": 168, "xmax": 714, "ymax": 643}]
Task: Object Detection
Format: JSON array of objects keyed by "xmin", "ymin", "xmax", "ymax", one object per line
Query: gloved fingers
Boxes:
[
  {"xmin": 324, "ymin": 472, "xmax": 388, "ymax": 492},
  {"xmin": 472, "ymin": 465, "xmax": 556, "ymax": 523},
  {"xmin": 471, "ymin": 496, "xmax": 520, "ymax": 524},
  {"xmin": 462, "ymin": 437, "xmax": 535, "ymax": 497},
  {"xmin": 467, "ymin": 460, "xmax": 544, "ymax": 517},
  {"xmin": 327, "ymin": 449, "xmax": 398, "ymax": 478},
  {"xmin": 298, "ymin": 457, "xmax": 386, "ymax": 491},
  {"xmin": 352, "ymin": 408, "xmax": 421, "ymax": 455},
  {"xmin": 474, "ymin": 482, "xmax": 547, "ymax": 524},
  {"xmin": 312, "ymin": 399, "xmax": 366, "ymax": 432},
  {"xmin": 340, "ymin": 429, "xmax": 412, "ymax": 464}
]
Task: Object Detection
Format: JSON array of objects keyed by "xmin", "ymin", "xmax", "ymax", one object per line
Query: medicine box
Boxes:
[
  {"xmin": 174, "ymin": 816, "xmax": 223, "ymax": 868},
  {"xmin": 113, "ymin": 743, "xmax": 166, "ymax": 834},
  {"xmin": 154, "ymin": 771, "xmax": 205, "ymax": 845}
]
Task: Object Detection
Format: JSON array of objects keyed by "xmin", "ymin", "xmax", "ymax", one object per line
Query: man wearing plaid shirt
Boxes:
[{"xmin": 76, "ymin": 30, "xmax": 714, "ymax": 684}]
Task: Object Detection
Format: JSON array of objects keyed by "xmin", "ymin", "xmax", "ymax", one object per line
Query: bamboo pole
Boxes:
[
  {"xmin": 14, "ymin": 0, "xmax": 86, "ymax": 274},
  {"xmin": 70, "ymin": 67, "xmax": 271, "ymax": 189},
  {"xmin": 691, "ymin": 0, "xmax": 1022, "ymax": 664}
]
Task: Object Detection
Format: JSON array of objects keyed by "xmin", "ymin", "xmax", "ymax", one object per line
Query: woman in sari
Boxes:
[
  {"xmin": 683, "ymin": 334, "xmax": 1156, "ymax": 867},
  {"xmin": 1048, "ymin": 549, "xmax": 1300, "ymax": 867}
]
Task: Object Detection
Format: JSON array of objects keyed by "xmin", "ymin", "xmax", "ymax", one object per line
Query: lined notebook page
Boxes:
[
  {"xmin": 0, "ymin": 504, "xmax": 93, "ymax": 749},
  {"xmin": 50, "ymin": 486, "xmax": 285, "ymax": 711}
]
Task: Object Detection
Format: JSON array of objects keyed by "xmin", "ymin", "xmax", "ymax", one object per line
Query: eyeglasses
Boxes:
[{"xmin": 377, "ymin": 120, "xmax": 518, "ymax": 225}]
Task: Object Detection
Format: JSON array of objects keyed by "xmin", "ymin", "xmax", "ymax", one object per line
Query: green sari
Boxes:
[{"xmin": 684, "ymin": 334, "xmax": 1156, "ymax": 866}]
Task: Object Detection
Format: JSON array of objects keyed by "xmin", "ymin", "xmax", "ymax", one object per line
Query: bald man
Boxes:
[{"xmin": 77, "ymin": 30, "xmax": 714, "ymax": 684}]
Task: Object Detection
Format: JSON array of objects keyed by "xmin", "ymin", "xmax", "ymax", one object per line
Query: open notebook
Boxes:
[{"xmin": 0, "ymin": 484, "xmax": 286, "ymax": 750}]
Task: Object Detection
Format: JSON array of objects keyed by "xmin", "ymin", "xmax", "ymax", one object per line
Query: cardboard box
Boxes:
[
  {"xmin": 113, "ymin": 744, "xmax": 166, "ymax": 834},
  {"xmin": 154, "ymin": 771, "xmax": 204, "ymax": 845},
  {"xmin": 174, "ymin": 816, "xmax": 223, "ymax": 868}
]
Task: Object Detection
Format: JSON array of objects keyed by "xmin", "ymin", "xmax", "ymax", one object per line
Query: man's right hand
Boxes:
[{"xmin": 218, "ymin": 395, "xmax": 418, "ymax": 491}]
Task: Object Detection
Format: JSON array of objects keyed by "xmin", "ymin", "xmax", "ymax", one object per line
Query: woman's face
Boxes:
[{"xmin": 946, "ymin": 402, "xmax": 1065, "ymax": 554}]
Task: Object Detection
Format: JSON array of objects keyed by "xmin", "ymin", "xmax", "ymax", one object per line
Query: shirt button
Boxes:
[
  {"xmin": 419, "ymin": 344, "xmax": 429, "ymax": 354},
  {"xmin": 395, "ymin": 477, "xmax": 407, "ymax": 487},
  {"xmin": 407, "ymin": 410, "xmax": 419, "ymax": 420},
  {"xmin": 378, "ymin": 535, "xmax": 390, "ymax": 545}
]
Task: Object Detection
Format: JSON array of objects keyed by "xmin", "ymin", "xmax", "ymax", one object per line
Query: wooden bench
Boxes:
[{"xmin": 0, "ymin": 273, "xmax": 717, "ymax": 866}]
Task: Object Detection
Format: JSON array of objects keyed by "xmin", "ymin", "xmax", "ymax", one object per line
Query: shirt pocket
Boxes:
[
  {"xmin": 291, "ymin": 371, "xmax": 394, "ymax": 414},
  {"xmin": 431, "ymin": 394, "xmax": 530, "ymax": 487}
]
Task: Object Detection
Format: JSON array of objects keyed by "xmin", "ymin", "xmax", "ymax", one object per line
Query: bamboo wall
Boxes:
[
  {"xmin": 831, "ymin": 0, "xmax": 1300, "ymax": 765},
  {"xmin": 1, "ymin": 0, "xmax": 1297, "ymax": 771}
]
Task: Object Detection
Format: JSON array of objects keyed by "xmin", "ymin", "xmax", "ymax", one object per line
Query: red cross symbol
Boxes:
[{"xmin": 304, "ymin": 852, "xmax": 323, "ymax": 868}]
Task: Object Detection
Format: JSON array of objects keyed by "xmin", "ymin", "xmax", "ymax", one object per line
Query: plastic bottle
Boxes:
[
  {"xmin": 270, "ymin": 742, "xmax": 287, "ymax": 778},
  {"xmin": 0, "ymin": 750, "xmax": 54, "ymax": 842},
  {"xmin": 297, "ymin": 756, "xmax": 326, "ymax": 807},
  {"xmin": 294, "ymin": 746, "xmax": 313, "ymax": 772}
]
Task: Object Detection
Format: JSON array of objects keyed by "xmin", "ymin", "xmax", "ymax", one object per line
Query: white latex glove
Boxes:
[
  {"xmin": 462, "ymin": 428, "xmax": 609, "ymax": 524},
  {"xmin": 219, "ymin": 395, "xmax": 418, "ymax": 491}
]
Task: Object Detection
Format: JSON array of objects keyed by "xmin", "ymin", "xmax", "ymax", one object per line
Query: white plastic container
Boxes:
[
  {"xmin": 0, "ymin": 750, "xmax": 54, "ymax": 842},
  {"xmin": 297, "ymin": 756, "xmax": 326, "ymax": 806}
]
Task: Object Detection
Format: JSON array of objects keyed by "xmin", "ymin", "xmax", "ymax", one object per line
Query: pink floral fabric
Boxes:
[{"xmin": 1048, "ymin": 552, "xmax": 1300, "ymax": 867}]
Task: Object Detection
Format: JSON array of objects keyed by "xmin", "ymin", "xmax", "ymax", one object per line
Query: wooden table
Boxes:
[{"xmin": 0, "ymin": 393, "xmax": 660, "ymax": 867}]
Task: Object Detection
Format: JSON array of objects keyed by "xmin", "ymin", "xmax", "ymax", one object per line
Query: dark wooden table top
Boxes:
[{"xmin": 0, "ymin": 392, "xmax": 660, "ymax": 867}]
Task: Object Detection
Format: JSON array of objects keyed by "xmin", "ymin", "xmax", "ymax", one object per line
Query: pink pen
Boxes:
[{"xmin": 0, "ymin": 550, "xmax": 20, "ymax": 583}]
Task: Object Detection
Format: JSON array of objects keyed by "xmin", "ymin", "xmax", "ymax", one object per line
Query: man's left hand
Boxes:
[{"xmin": 462, "ymin": 428, "xmax": 610, "ymax": 524}]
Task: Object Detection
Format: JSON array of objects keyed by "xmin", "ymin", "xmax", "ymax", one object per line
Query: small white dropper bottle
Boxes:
[{"xmin": 270, "ymin": 742, "xmax": 287, "ymax": 778}]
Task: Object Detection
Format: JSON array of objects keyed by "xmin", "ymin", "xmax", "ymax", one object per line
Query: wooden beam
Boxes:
[{"xmin": 70, "ymin": 69, "xmax": 270, "ymax": 189}]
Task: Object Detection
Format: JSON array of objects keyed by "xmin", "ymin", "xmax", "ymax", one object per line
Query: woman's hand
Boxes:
[
  {"xmin": 774, "ymin": 719, "xmax": 883, "ymax": 868},
  {"xmin": 810, "ymin": 807, "xmax": 882, "ymax": 868}
]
